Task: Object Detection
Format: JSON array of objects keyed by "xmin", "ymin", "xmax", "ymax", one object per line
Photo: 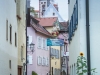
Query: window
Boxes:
[
  {"xmin": 27, "ymin": 55, "xmax": 32, "ymax": 64},
  {"xmin": 70, "ymin": 66, "xmax": 71, "ymax": 75},
  {"xmin": 38, "ymin": 37, "xmax": 41, "ymax": 48},
  {"xmin": 21, "ymin": 46, "xmax": 23, "ymax": 62},
  {"xmin": 47, "ymin": 57, "xmax": 49, "ymax": 66},
  {"xmin": 41, "ymin": 12, "xmax": 43, "ymax": 15},
  {"xmin": 74, "ymin": 64, "xmax": 76, "ymax": 75},
  {"xmin": 68, "ymin": 0, "xmax": 70, "ymax": 4},
  {"xmin": 43, "ymin": 39, "xmax": 45, "ymax": 49},
  {"xmin": 55, "ymin": 49, "xmax": 57, "ymax": 58},
  {"xmin": 10, "ymin": 25, "xmax": 12, "ymax": 44},
  {"xmin": 27, "ymin": 36, "xmax": 32, "ymax": 47},
  {"xmin": 15, "ymin": 0, "xmax": 16, "ymax": 2},
  {"xmin": 27, "ymin": 55, "xmax": 29, "ymax": 64},
  {"xmin": 41, "ymin": 2, "xmax": 43, "ymax": 4},
  {"xmin": 57, "ymin": 50, "xmax": 59, "ymax": 59},
  {"xmin": 9, "ymin": 60, "xmax": 11, "ymax": 69},
  {"xmin": 6, "ymin": 20, "xmax": 8, "ymax": 40},
  {"xmin": 44, "ymin": 2, "xmax": 46, "ymax": 4},
  {"xmin": 43, "ymin": 57, "xmax": 45, "ymax": 65},
  {"xmin": 15, "ymin": 32, "xmax": 17, "ymax": 46},
  {"xmin": 68, "ymin": 0, "xmax": 78, "ymax": 43},
  {"xmin": 53, "ymin": 13, "xmax": 55, "ymax": 16},
  {"xmin": 27, "ymin": 36, "xmax": 29, "ymax": 46},
  {"xmin": 29, "ymin": 55, "xmax": 32, "ymax": 64}
]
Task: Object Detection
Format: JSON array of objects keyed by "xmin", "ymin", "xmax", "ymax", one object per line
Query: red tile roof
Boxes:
[
  {"xmin": 30, "ymin": 16, "xmax": 53, "ymax": 37},
  {"xmin": 35, "ymin": 17, "xmax": 58, "ymax": 27}
]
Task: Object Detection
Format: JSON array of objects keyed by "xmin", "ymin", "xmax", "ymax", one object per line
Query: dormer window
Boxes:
[{"xmin": 42, "ymin": 5, "xmax": 45, "ymax": 11}]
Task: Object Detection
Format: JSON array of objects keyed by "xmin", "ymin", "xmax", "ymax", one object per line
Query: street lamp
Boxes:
[{"xmin": 30, "ymin": 43, "xmax": 35, "ymax": 53}]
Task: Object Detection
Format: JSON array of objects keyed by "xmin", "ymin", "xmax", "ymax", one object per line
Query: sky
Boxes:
[{"xmin": 30, "ymin": 0, "xmax": 68, "ymax": 21}]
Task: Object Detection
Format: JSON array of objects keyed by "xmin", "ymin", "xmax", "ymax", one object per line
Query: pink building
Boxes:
[{"xmin": 27, "ymin": 16, "xmax": 52, "ymax": 75}]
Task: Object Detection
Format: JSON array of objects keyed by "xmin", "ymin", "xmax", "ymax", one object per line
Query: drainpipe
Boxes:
[
  {"xmin": 86, "ymin": 0, "xmax": 91, "ymax": 75},
  {"xmin": 26, "ymin": 0, "xmax": 30, "ymax": 75}
]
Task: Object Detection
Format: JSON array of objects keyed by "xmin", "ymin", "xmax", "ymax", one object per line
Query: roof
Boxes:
[
  {"xmin": 30, "ymin": 16, "xmax": 53, "ymax": 37},
  {"xmin": 59, "ymin": 22, "xmax": 68, "ymax": 31},
  {"xmin": 35, "ymin": 17, "xmax": 58, "ymax": 27}
]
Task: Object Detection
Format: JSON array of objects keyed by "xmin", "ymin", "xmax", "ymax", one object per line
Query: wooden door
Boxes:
[{"xmin": 18, "ymin": 67, "xmax": 22, "ymax": 75}]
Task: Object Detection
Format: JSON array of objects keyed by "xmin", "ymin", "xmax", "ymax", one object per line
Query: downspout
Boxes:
[
  {"xmin": 26, "ymin": 0, "xmax": 27, "ymax": 75},
  {"xmin": 26, "ymin": 0, "xmax": 30, "ymax": 75},
  {"xmin": 86, "ymin": 0, "xmax": 91, "ymax": 75}
]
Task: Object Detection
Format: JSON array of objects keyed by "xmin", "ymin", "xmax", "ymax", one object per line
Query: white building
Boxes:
[
  {"xmin": 68, "ymin": 0, "xmax": 100, "ymax": 75},
  {"xmin": 0, "ymin": 0, "xmax": 18, "ymax": 75},
  {"xmin": 43, "ymin": 3, "xmax": 64, "ymax": 22}
]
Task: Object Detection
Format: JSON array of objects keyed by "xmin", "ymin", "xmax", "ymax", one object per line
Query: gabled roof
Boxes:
[
  {"xmin": 43, "ymin": 3, "xmax": 64, "ymax": 22},
  {"xmin": 30, "ymin": 16, "xmax": 53, "ymax": 37},
  {"xmin": 35, "ymin": 17, "xmax": 58, "ymax": 27}
]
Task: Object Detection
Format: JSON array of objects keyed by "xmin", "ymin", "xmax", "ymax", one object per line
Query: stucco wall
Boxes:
[
  {"xmin": 17, "ymin": 0, "xmax": 26, "ymax": 66},
  {"xmin": 89, "ymin": 0, "xmax": 100, "ymax": 74},
  {"xmin": 69, "ymin": 0, "xmax": 100, "ymax": 75},
  {"xmin": 27, "ymin": 27, "xmax": 50, "ymax": 75},
  {"xmin": 0, "ymin": 0, "xmax": 17, "ymax": 75}
]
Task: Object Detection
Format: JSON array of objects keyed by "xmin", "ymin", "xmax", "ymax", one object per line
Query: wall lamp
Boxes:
[{"xmin": 29, "ymin": 43, "xmax": 35, "ymax": 53}]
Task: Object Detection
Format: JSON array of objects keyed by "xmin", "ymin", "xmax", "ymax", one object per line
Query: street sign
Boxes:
[{"xmin": 47, "ymin": 39, "xmax": 64, "ymax": 46}]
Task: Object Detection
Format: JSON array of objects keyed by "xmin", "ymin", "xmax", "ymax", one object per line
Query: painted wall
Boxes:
[
  {"xmin": 89, "ymin": 0, "xmax": 100, "ymax": 74},
  {"xmin": 69, "ymin": 0, "xmax": 100, "ymax": 75},
  {"xmin": 27, "ymin": 27, "xmax": 50, "ymax": 75},
  {"xmin": 45, "ymin": 27, "xmax": 53, "ymax": 33},
  {"xmin": 0, "ymin": 0, "xmax": 17, "ymax": 75},
  {"xmin": 51, "ymin": 46, "xmax": 61, "ymax": 75},
  {"xmin": 17, "ymin": 0, "xmax": 26, "ymax": 67}
]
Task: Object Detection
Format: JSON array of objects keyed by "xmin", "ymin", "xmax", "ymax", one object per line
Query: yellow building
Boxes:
[
  {"xmin": 36, "ymin": 17, "xmax": 61, "ymax": 75},
  {"xmin": 50, "ymin": 46, "xmax": 61, "ymax": 75},
  {"xmin": 16, "ymin": 0, "xmax": 26, "ymax": 75}
]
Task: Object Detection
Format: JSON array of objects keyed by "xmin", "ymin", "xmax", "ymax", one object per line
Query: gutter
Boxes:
[{"xmin": 86, "ymin": 0, "xmax": 91, "ymax": 75}]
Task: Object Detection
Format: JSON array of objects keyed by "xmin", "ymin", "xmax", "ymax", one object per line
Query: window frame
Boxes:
[
  {"xmin": 15, "ymin": 32, "xmax": 17, "ymax": 47},
  {"xmin": 9, "ymin": 60, "xmax": 11, "ymax": 69},
  {"xmin": 10, "ymin": 25, "xmax": 12, "ymax": 44},
  {"xmin": 6, "ymin": 20, "xmax": 8, "ymax": 41}
]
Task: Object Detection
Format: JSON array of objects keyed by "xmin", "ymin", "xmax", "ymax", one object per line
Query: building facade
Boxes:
[
  {"xmin": 58, "ymin": 22, "xmax": 69, "ymax": 75},
  {"xmin": 68, "ymin": 0, "xmax": 100, "ymax": 75},
  {"xmin": 27, "ymin": 16, "xmax": 51, "ymax": 75},
  {"xmin": 16, "ymin": 0, "xmax": 26, "ymax": 75},
  {"xmin": 36, "ymin": 17, "xmax": 61, "ymax": 75},
  {"xmin": 0, "ymin": 0, "xmax": 18, "ymax": 75}
]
